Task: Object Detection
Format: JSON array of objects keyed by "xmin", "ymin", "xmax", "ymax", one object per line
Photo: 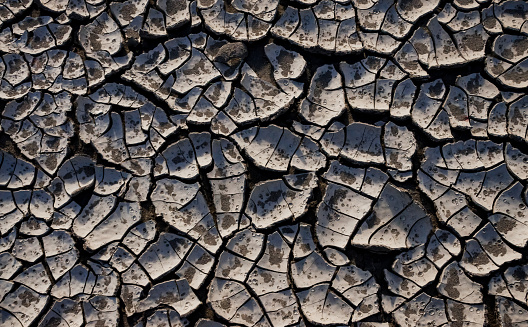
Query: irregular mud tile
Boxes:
[
  {"xmin": 505, "ymin": 143, "xmax": 528, "ymax": 180},
  {"xmin": 391, "ymin": 245, "xmax": 438, "ymax": 288},
  {"xmin": 507, "ymin": 95, "xmax": 528, "ymax": 143},
  {"xmin": 491, "ymin": 0, "xmax": 528, "ymax": 31},
  {"xmin": 487, "ymin": 35, "xmax": 528, "ymax": 89},
  {"xmin": 351, "ymin": 293, "xmax": 379, "ymax": 322},
  {"xmin": 0, "ymin": 0, "xmax": 33, "ymax": 23},
  {"xmin": 123, "ymin": 176, "xmax": 150, "ymax": 202},
  {"xmin": 50, "ymin": 201, "xmax": 81, "ymax": 230},
  {"xmin": 138, "ymin": 232, "xmax": 192, "ymax": 280},
  {"xmin": 270, "ymin": 7, "xmax": 300, "ymax": 42},
  {"xmin": 488, "ymin": 102, "xmax": 508, "ymax": 137},
  {"xmin": 246, "ymin": 174, "xmax": 315, "ymax": 229},
  {"xmin": 381, "ymin": 293, "xmax": 406, "ymax": 313},
  {"xmin": 291, "ymin": 251, "xmax": 336, "ymax": 288},
  {"xmin": 172, "ymin": 48, "xmax": 220, "ymax": 95},
  {"xmin": 121, "ymin": 221, "xmax": 156, "ymax": 256},
  {"xmin": 383, "ymin": 122, "xmax": 416, "ymax": 178},
  {"xmin": 110, "ymin": 0, "xmax": 148, "ymax": 27},
  {"xmin": 42, "ymin": 230, "xmax": 78, "ymax": 279},
  {"xmin": 93, "ymin": 165, "xmax": 130, "ymax": 196},
  {"xmin": 158, "ymin": 139, "xmax": 199, "ymax": 180},
  {"xmin": 207, "ymin": 278, "xmax": 251, "ymax": 321},
  {"xmin": 189, "ymin": 132, "xmax": 212, "ymax": 169},
  {"xmin": 0, "ymin": 285, "xmax": 48, "ymax": 326},
  {"xmin": 85, "ymin": 201, "xmax": 141, "ymax": 251},
  {"xmin": 240, "ymin": 64, "xmax": 302, "ymax": 122},
  {"xmin": 495, "ymin": 296, "xmax": 528, "ymax": 327},
  {"xmin": 460, "ymin": 239, "xmax": 499, "ymax": 277},
  {"xmin": 323, "ymin": 248, "xmax": 349, "ymax": 266},
  {"xmin": 319, "ymin": 122, "xmax": 346, "ymax": 158},
  {"xmin": 278, "ymin": 225, "xmax": 298, "ymax": 245},
  {"xmin": 490, "ymin": 181, "xmax": 528, "ymax": 243},
  {"xmin": 265, "ymin": 44, "xmax": 306, "ymax": 80},
  {"xmin": 12, "ymin": 237, "xmax": 42, "ymax": 263},
  {"xmin": 341, "ymin": 123, "xmax": 384, "ymax": 164},
  {"xmin": 358, "ymin": 31, "xmax": 400, "ymax": 55},
  {"xmin": 426, "ymin": 229, "xmax": 461, "ymax": 268},
  {"xmin": 384, "ymin": 270, "xmax": 421, "ymax": 299},
  {"xmin": 472, "ymin": 223, "xmax": 521, "ymax": 267},
  {"xmin": 472, "ymin": 163, "xmax": 513, "ymax": 211},
  {"xmin": 0, "ymin": 228, "xmax": 16, "ymax": 253},
  {"xmin": 247, "ymin": 266, "xmax": 288, "ymax": 295},
  {"xmin": 290, "ymin": 137, "xmax": 326, "ymax": 171},
  {"xmin": 442, "ymin": 86, "xmax": 470, "ymax": 130},
  {"xmin": 258, "ymin": 231, "xmax": 290, "ymax": 273},
  {"xmin": 200, "ymin": 0, "xmax": 271, "ymax": 42},
  {"xmin": 178, "ymin": 245, "xmax": 214, "ymax": 289},
  {"xmin": 158, "ymin": 0, "xmax": 191, "ymax": 29},
  {"xmin": 392, "ymin": 293, "xmax": 449, "ymax": 326},
  {"xmin": 10, "ymin": 17, "xmax": 73, "ymax": 54},
  {"xmin": 332, "ymin": 265, "xmax": 379, "ymax": 306},
  {"xmin": 215, "ymin": 251, "xmax": 253, "ymax": 282},
  {"xmin": 352, "ymin": 183, "xmax": 432, "ymax": 251},
  {"xmin": 188, "ymin": 211, "xmax": 222, "ymax": 254},
  {"xmin": 259, "ymin": 289, "xmax": 300, "ymax": 327},
  {"xmin": 136, "ymin": 279, "xmax": 200, "ymax": 316},
  {"xmin": 293, "ymin": 223, "xmax": 316, "ymax": 259},
  {"xmin": 437, "ymin": 262, "xmax": 482, "ymax": 304},
  {"xmin": 57, "ymin": 156, "xmax": 95, "ymax": 197},
  {"xmin": 83, "ymin": 296, "xmax": 119, "ymax": 327},
  {"xmin": 445, "ymin": 300, "xmax": 485, "ymax": 326},
  {"xmin": 226, "ymin": 229, "xmax": 265, "ymax": 261},
  {"xmin": 296, "ymin": 283, "xmax": 353, "ymax": 325},
  {"xmin": 142, "ymin": 309, "xmax": 186, "ymax": 327},
  {"xmin": 122, "ymin": 265, "xmax": 149, "ymax": 292},
  {"xmin": 77, "ymin": 84, "xmax": 175, "ymax": 175},
  {"xmin": 19, "ymin": 217, "xmax": 48, "ymax": 236},
  {"xmin": 0, "ymin": 194, "xmax": 24, "ymax": 235},
  {"xmin": 232, "ymin": 125, "xmax": 296, "ymax": 172},
  {"xmin": 39, "ymin": 0, "xmax": 105, "ymax": 19},
  {"xmin": 316, "ymin": 183, "xmax": 373, "ymax": 249},
  {"xmin": 341, "ymin": 57, "xmax": 408, "ymax": 114},
  {"xmin": 0, "ymin": 151, "xmax": 36, "ymax": 189},
  {"xmin": 109, "ymin": 246, "xmax": 135, "ymax": 272},
  {"xmin": 143, "ymin": 8, "xmax": 167, "ymax": 37},
  {"xmin": 394, "ymin": 41, "xmax": 429, "ymax": 78},
  {"xmin": 204, "ymin": 39, "xmax": 246, "ymax": 80},
  {"xmin": 411, "ymin": 79, "xmax": 453, "ymax": 141},
  {"xmin": 39, "ymin": 298, "xmax": 83, "ymax": 327},
  {"xmin": 231, "ymin": 297, "xmax": 267, "ymax": 326},
  {"xmin": 151, "ymin": 178, "xmax": 200, "ymax": 209},
  {"xmin": 492, "ymin": 264, "xmax": 528, "ymax": 304},
  {"xmin": 299, "ymin": 64, "xmax": 346, "ymax": 126},
  {"xmin": 291, "ymin": 122, "xmax": 324, "ymax": 140},
  {"xmin": 424, "ymin": 17, "xmax": 463, "ymax": 67},
  {"xmin": 78, "ymin": 13, "xmax": 132, "ymax": 77},
  {"xmin": 72, "ymin": 194, "xmax": 117, "ymax": 238},
  {"xmin": 0, "ymin": 253, "xmax": 21, "ymax": 279},
  {"xmin": 289, "ymin": 9, "xmax": 318, "ymax": 49}
]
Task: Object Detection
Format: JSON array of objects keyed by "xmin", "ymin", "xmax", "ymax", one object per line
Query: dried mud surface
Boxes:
[{"xmin": 0, "ymin": 0, "xmax": 527, "ymax": 326}]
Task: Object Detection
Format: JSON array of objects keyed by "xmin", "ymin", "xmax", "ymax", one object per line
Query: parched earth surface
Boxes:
[{"xmin": 1, "ymin": 0, "xmax": 528, "ymax": 326}]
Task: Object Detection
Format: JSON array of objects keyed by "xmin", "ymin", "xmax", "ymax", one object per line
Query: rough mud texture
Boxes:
[{"xmin": 0, "ymin": 0, "xmax": 527, "ymax": 326}]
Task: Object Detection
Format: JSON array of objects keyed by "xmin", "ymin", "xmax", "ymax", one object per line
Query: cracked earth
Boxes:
[{"xmin": 0, "ymin": 0, "xmax": 527, "ymax": 326}]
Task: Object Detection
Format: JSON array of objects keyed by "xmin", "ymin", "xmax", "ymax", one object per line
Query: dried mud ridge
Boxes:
[{"xmin": 0, "ymin": 0, "xmax": 528, "ymax": 326}]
